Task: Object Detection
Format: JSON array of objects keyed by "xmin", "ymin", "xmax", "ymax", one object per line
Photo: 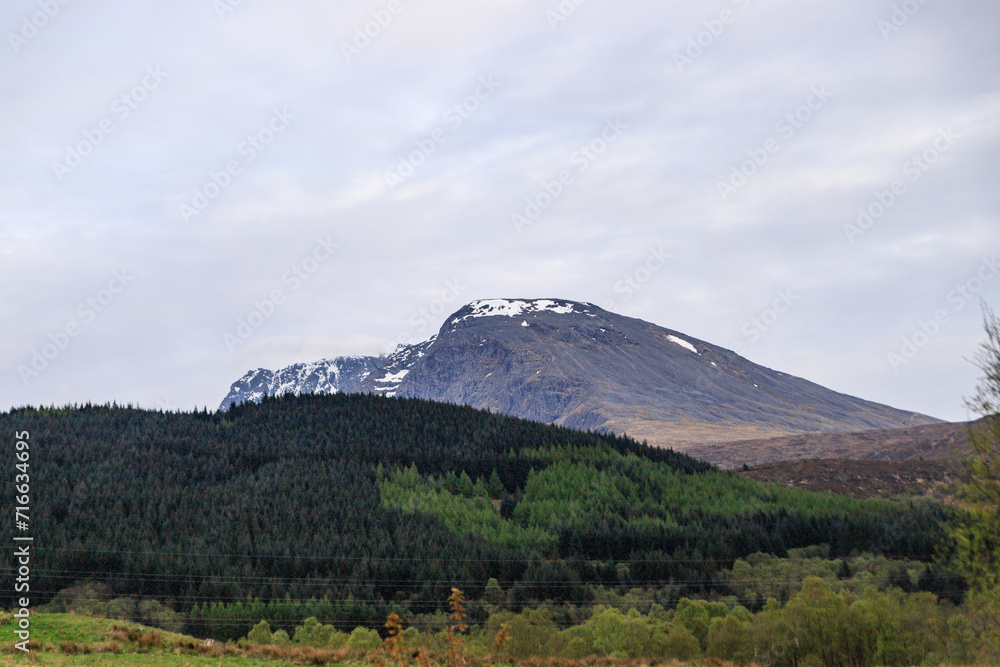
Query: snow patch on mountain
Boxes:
[
  {"xmin": 667, "ymin": 335, "xmax": 698, "ymax": 354},
  {"xmin": 219, "ymin": 355, "xmax": 384, "ymax": 410},
  {"xmin": 454, "ymin": 299, "xmax": 594, "ymax": 323},
  {"xmin": 362, "ymin": 337, "xmax": 436, "ymax": 397}
]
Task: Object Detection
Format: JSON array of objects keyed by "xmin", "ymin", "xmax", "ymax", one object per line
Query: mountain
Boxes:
[
  {"xmin": 220, "ymin": 355, "xmax": 383, "ymax": 409},
  {"xmin": 351, "ymin": 337, "xmax": 436, "ymax": 396},
  {"xmin": 220, "ymin": 298, "xmax": 941, "ymax": 453}
]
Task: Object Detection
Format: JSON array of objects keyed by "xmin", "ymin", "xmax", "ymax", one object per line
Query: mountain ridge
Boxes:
[{"xmin": 220, "ymin": 298, "xmax": 941, "ymax": 453}]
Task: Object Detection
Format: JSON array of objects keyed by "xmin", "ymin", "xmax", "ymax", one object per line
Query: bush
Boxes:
[
  {"xmin": 487, "ymin": 608, "xmax": 559, "ymax": 659},
  {"xmin": 59, "ymin": 640, "xmax": 91, "ymax": 655},
  {"xmin": 558, "ymin": 625, "xmax": 594, "ymax": 658},
  {"xmin": 967, "ymin": 587, "xmax": 1000, "ymax": 663},
  {"xmin": 862, "ymin": 589, "xmax": 946, "ymax": 666},
  {"xmin": 246, "ymin": 619, "xmax": 273, "ymax": 645},
  {"xmin": 37, "ymin": 582, "xmax": 185, "ymax": 633},
  {"xmin": 707, "ymin": 612, "xmax": 751, "ymax": 663},
  {"xmin": 41, "ymin": 581, "xmax": 113, "ymax": 615},
  {"xmin": 673, "ymin": 597, "xmax": 726, "ymax": 649},
  {"xmin": 137, "ymin": 599, "xmax": 184, "ymax": 633},
  {"xmin": 346, "ymin": 626, "xmax": 382, "ymax": 650},
  {"xmin": 586, "ymin": 606, "xmax": 626, "ymax": 656},
  {"xmin": 575, "ymin": 605, "xmax": 704, "ymax": 660},
  {"xmin": 661, "ymin": 623, "xmax": 701, "ymax": 660},
  {"xmin": 103, "ymin": 597, "xmax": 138, "ymax": 621},
  {"xmin": 293, "ymin": 617, "xmax": 338, "ymax": 647},
  {"xmin": 136, "ymin": 630, "xmax": 162, "ymax": 649}
]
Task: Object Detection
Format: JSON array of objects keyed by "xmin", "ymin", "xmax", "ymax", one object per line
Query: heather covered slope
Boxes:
[{"xmin": 699, "ymin": 420, "xmax": 972, "ymax": 468}]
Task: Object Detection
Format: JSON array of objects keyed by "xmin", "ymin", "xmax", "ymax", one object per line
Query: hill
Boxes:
[
  {"xmin": 2, "ymin": 394, "xmax": 953, "ymax": 640},
  {"xmin": 740, "ymin": 458, "xmax": 968, "ymax": 500},
  {"xmin": 697, "ymin": 420, "xmax": 972, "ymax": 469},
  {"xmin": 220, "ymin": 299, "xmax": 940, "ymax": 456}
]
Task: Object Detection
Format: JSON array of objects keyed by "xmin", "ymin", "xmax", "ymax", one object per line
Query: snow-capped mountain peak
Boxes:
[
  {"xmin": 218, "ymin": 298, "xmax": 939, "ymax": 456},
  {"xmin": 448, "ymin": 298, "xmax": 596, "ymax": 324}
]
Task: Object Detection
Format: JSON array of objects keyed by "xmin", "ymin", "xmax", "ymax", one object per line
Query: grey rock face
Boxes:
[
  {"xmin": 219, "ymin": 298, "xmax": 940, "ymax": 450},
  {"xmin": 219, "ymin": 355, "xmax": 383, "ymax": 411},
  {"xmin": 348, "ymin": 338, "xmax": 437, "ymax": 397}
]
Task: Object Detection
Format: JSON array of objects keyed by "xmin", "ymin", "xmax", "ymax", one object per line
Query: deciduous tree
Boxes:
[{"xmin": 954, "ymin": 304, "xmax": 1000, "ymax": 590}]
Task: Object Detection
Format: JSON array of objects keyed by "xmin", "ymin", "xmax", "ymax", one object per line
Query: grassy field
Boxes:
[
  {"xmin": 0, "ymin": 613, "xmax": 742, "ymax": 667},
  {"xmin": 1, "ymin": 654, "xmax": 310, "ymax": 666},
  {"xmin": 5, "ymin": 612, "xmax": 992, "ymax": 667},
  {"xmin": 1, "ymin": 613, "xmax": 352, "ymax": 666}
]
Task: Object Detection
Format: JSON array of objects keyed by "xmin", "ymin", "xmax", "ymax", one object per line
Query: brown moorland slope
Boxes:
[
  {"xmin": 690, "ymin": 420, "xmax": 973, "ymax": 469},
  {"xmin": 739, "ymin": 457, "xmax": 968, "ymax": 500}
]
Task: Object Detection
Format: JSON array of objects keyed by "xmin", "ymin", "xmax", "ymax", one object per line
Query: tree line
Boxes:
[{"xmin": 0, "ymin": 393, "xmax": 955, "ymax": 629}]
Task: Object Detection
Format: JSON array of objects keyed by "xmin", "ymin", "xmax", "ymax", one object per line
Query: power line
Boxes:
[{"xmin": 18, "ymin": 546, "xmax": 901, "ymax": 566}]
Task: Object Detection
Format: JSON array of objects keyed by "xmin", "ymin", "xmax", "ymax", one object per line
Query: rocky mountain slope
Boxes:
[
  {"xmin": 220, "ymin": 355, "xmax": 383, "ymax": 409},
  {"xmin": 220, "ymin": 298, "xmax": 941, "ymax": 452}
]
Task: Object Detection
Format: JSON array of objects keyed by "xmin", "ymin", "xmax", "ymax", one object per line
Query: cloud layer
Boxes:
[{"xmin": 1, "ymin": 0, "xmax": 998, "ymax": 421}]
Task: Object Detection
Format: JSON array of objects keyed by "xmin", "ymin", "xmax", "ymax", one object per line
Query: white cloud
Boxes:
[{"xmin": 0, "ymin": 0, "xmax": 998, "ymax": 420}]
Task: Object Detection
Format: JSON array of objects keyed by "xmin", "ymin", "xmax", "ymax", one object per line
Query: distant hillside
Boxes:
[
  {"xmin": 741, "ymin": 459, "xmax": 968, "ymax": 500},
  {"xmin": 221, "ymin": 298, "xmax": 940, "ymax": 456},
  {"xmin": 1, "ymin": 394, "xmax": 950, "ymax": 642},
  {"xmin": 697, "ymin": 421, "xmax": 972, "ymax": 469}
]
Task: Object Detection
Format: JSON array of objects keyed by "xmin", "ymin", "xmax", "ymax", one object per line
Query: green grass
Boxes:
[
  {"xmin": 0, "ymin": 613, "xmax": 351, "ymax": 666},
  {"xmin": 2, "ymin": 613, "xmax": 722, "ymax": 667},
  {"xmin": 1, "ymin": 654, "xmax": 313, "ymax": 666},
  {"xmin": 4, "ymin": 612, "xmax": 186, "ymax": 645}
]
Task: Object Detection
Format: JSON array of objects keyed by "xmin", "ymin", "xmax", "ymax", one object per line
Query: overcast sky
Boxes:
[{"xmin": 1, "ymin": 0, "xmax": 998, "ymax": 421}]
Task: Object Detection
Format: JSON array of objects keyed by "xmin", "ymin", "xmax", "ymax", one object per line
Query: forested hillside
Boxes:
[{"xmin": 1, "ymin": 395, "xmax": 954, "ymax": 639}]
